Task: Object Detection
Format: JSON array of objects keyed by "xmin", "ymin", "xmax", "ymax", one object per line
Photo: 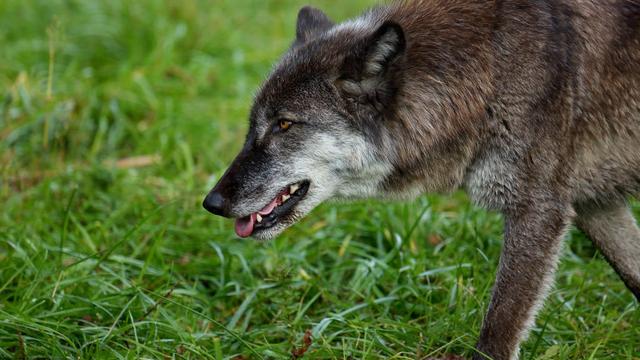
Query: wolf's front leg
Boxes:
[{"xmin": 473, "ymin": 201, "xmax": 573, "ymax": 360}]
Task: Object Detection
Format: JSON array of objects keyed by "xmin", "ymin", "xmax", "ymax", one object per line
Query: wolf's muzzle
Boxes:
[
  {"xmin": 203, "ymin": 147, "xmax": 252, "ymax": 218},
  {"xmin": 202, "ymin": 191, "xmax": 229, "ymax": 217}
]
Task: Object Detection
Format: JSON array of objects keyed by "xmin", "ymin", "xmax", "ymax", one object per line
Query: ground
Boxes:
[{"xmin": 0, "ymin": 0, "xmax": 638, "ymax": 359}]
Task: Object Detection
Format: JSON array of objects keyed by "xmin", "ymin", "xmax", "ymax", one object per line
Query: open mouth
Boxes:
[{"xmin": 234, "ymin": 180, "xmax": 310, "ymax": 238}]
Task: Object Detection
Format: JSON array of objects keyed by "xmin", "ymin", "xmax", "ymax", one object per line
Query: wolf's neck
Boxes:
[{"xmin": 372, "ymin": 0, "xmax": 496, "ymax": 195}]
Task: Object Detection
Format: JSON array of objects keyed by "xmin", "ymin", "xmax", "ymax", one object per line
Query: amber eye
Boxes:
[{"xmin": 276, "ymin": 119, "xmax": 293, "ymax": 132}]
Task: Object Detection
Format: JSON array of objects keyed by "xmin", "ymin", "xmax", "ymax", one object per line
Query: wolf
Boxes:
[{"xmin": 203, "ymin": 1, "xmax": 640, "ymax": 358}]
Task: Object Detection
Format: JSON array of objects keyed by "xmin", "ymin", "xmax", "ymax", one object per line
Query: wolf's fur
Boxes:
[{"xmin": 204, "ymin": 1, "xmax": 640, "ymax": 358}]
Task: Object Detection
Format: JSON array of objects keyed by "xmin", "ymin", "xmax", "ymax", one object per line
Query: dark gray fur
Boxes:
[{"xmin": 204, "ymin": 1, "xmax": 640, "ymax": 358}]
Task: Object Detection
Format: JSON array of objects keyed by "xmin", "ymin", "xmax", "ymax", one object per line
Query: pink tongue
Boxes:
[
  {"xmin": 234, "ymin": 196, "xmax": 281, "ymax": 238},
  {"xmin": 235, "ymin": 214, "xmax": 256, "ymax": 238}
]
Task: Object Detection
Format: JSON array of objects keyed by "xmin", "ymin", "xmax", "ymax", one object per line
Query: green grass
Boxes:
[{"xmin": 0, "ymin": 0, "xmax": 638, "ymax": 359}]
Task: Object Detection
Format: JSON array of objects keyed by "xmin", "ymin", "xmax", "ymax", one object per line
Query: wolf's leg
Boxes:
[
  {"xmin": 575, "ymin": 201, "xmax": 640, "ymax": 300},
  {"xmin": 473, "ymin": 201, "xmax": 572, "ymax": 360}
]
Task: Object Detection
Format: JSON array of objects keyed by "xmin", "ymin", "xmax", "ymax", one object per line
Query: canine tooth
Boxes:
[
  {"xmin": 282, "ymin": 194, "xmax": 290, "ymax": 202},
  {"xmin": 256, "ymin": 214, "xmax": 262, "ymax": 223},
  {"xmin": 290, "ymin": 184, "xmax": 299, "ymax": 194}
]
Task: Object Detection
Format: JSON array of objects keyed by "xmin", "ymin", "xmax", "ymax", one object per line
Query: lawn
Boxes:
[{"xmin": 0, "ymin": 0, "xmax": 638, "ymax": 359}]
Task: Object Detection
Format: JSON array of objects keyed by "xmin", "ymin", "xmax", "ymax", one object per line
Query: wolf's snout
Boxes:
[
  {"xmin": 202, "ymin": 191, "xmax": 229, "ymax": 217},
  {"xmin": 203, "ymin": 153, "xmax": 246, "ymax": 218}
]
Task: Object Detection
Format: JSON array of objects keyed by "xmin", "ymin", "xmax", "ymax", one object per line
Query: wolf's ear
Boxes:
[
  {"xmin": 360, "ymin": 21, "xmax": 406, "ymax": 78},
  {"xmin": 338, "ymin": 21, "xmax": 406, "ymax": 112},
  {"xmin": 294, "ymin": 6, "xmax": 334, "ymax": 46}
]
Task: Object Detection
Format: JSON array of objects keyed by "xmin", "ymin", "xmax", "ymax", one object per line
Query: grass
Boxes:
[{"xmin": 0, "ymin": 0, "xmax": 638, "ymax": 359}]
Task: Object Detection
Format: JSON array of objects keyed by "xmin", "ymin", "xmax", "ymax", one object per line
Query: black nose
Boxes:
[{"xmin": 202, "ymin": 191, "xmax": 228, "ymax": 217}]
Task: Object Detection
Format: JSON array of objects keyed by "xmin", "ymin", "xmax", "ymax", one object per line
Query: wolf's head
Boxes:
[{"xmin": 203, "ymin": 7, "xmax": 410, "ymax": 240}]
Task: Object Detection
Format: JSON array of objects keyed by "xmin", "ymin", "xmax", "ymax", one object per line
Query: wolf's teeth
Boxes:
[
  {"xmin": 282, "ymin": 194, "xmax": 290, "ymax": 202},
  {"xmin": 256, "ymin": 214, "xmax": 262, "ymax": 223},
  {"xmin": 290, "ymin": 184, "xmax": 299, "ymax": 194}
]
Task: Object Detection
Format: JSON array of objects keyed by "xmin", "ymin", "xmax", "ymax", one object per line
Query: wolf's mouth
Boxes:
[{"xmin": 234, "ymin": 180, "xmax": 310, "ymax": 238}]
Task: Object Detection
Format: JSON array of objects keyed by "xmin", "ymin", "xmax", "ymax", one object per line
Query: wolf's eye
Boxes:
[
  {"xmin": 273, "ymin": 119, "xmax": 293, "ymax": 133},
  {"xmin": 279, "ymin": 119, "xmax": 292, "ymax": 131}
]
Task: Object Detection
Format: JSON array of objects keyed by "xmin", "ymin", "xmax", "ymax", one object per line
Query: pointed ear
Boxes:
[
  {"xmin": 338, "ymin": 21, "xmax": 406, "ymax": 112},
  {"xmin": 362, "ymin": 21, "xmax": 406, "ymax": 78},
  {"xmin": 294, "ymin": 6, "xmax": 334, "ymax": 46}
]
